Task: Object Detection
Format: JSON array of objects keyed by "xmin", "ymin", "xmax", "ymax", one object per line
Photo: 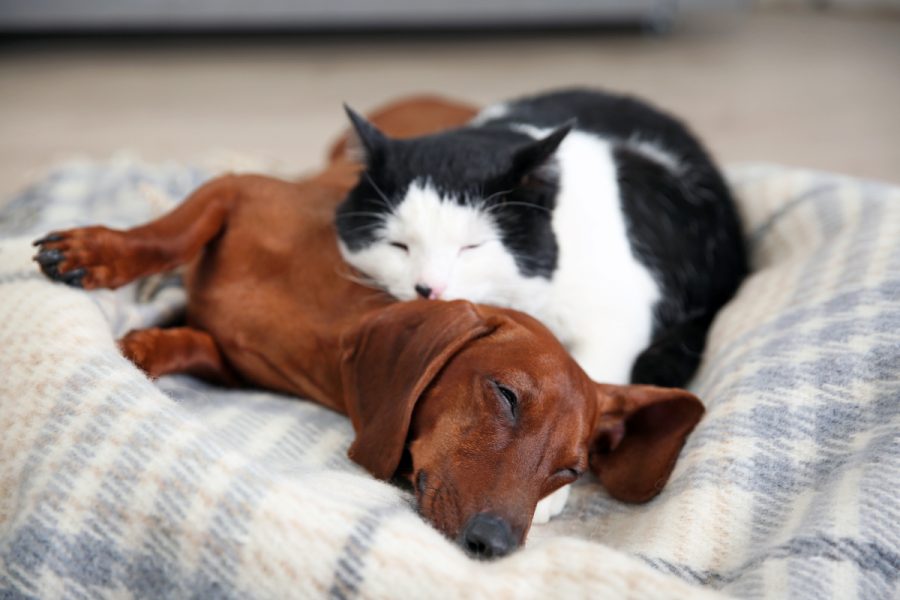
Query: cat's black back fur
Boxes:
[{"xmin": 477, "ymin": 89, "xmax": 747, "ymax": 387}]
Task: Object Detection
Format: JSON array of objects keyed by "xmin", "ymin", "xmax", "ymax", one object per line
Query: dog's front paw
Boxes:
[
  {"xmin": 532, "ymin": 484, "xmax": 571, "ymax": 525},
  {"xmin": 33, "ymin": 226, "xmax": 124, "ymax": 289}
]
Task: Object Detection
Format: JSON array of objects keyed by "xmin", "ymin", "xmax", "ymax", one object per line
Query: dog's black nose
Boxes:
[
  {"xmin": 459, "ymin": 513, "xmax": 515, "ymax": 559},
  {"xmin": 414, "ymin": 284, "xmax": 432, "ymax": 299}
]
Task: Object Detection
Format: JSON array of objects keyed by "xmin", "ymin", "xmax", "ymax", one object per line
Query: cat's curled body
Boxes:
[{"xmin": 337, "ymin": 88, "xmax": 747, "ymax": 390}]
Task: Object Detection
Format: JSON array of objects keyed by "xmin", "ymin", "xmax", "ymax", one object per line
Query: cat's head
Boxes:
[{"xmin": 335, "ymin": 107, "xmax": 571, "ymax": 305}]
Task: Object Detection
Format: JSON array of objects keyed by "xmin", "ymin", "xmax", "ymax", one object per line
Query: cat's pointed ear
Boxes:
[
  {"xmin": 344, "ymin": 104, "xmax": 389, "ymax": 164},
  {"xmin": 511, "ymin": 120, "xmax": 574, "ymax": 178}
]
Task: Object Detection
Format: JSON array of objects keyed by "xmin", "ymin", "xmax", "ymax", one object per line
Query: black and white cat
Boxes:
[{"xmin": 335, "ymin": 88, "xmax": 747, "ymax": 521}]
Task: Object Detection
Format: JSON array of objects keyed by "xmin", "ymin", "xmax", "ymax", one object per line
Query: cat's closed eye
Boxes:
[
  {"xmin": 389, "ymin": 242, "xmax": 409, "ymax": 252},
  {"xmin": 460, "ymin": 243, "xmax": 483, "ymax": 253}
]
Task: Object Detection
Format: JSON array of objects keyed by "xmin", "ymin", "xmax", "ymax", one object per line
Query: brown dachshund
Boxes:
[{"xmin": 33, "ymin": 96, "xmax": 704, "ymax": 559}]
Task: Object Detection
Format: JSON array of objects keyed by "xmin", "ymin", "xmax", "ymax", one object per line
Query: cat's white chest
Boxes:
[{"xmin": 521, "ymin": 128, "xmax": 661, "ymax": 383}]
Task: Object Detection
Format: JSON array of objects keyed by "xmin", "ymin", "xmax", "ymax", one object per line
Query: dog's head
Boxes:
[{"xmin": 340, "ymin": 300, "xmax": 703, "ymax": 559}]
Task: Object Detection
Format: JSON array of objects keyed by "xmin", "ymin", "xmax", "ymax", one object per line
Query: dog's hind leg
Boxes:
[
  {"xmin": 33, "ymin": 176, "xmax": 240, "ymax": 290},
  {"xmin": 119, "ymin": 326, "xmax": 239, "ymax": 386}
]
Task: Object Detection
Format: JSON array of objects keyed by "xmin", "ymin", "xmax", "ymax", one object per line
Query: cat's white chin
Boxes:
[{"xmin": 532, "ymin": 484, "xmax": 570, "ymax": 525}]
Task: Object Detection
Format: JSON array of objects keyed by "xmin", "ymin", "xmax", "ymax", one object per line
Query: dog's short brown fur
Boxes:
[{"xmin": 34, "ymin": 96, "xmax": 704, "ymax": 558}]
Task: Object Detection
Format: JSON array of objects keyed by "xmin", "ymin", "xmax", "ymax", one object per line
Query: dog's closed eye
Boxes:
[
  {"xmin": 492, "ymin": 381, "xmax": 518, "ymax": 419},
  {"xmin": 553, "ymin": 468, "xmax": 581, "ymax": 482}
]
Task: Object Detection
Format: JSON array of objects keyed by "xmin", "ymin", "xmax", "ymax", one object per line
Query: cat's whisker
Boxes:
[
  {"xmin": 334, "ymin": 266, "xmax": 391, "ymax": 295},
  {"xmin": 343, "ymin": 221, "xmax": 385, "ymax": 230},
  {"xmin": 365, "ymin": 194, "xmax": 395, "ymax": 212},
  {"xmin": 363, "ymin": 171, "xmax": 397, "ymax": 213},
  {"xmin": 487, "ymin": 200, "xmax": 552, "ymax": 214},
  {"xmin": 482, "ymin": 188, "xmax": 516, "ymax": 205},
  {"xmin": 343, "ymin": 225, "xmax": 387, "ymax": 238},
  {"xmin": 335, "ymin": 211, "xmax": 389, "ymax": 220}
]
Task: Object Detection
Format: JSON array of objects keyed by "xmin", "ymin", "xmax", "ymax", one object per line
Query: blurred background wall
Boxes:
[{"xmin": 0, "ymin": 0, "xmax": 898, "ymax": 201}]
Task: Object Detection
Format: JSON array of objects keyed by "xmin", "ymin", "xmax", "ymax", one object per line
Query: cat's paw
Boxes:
[
  {"xmin": 532, "ymin": 484, "xmax": 571, "ymax": 525},
  {"xmin": 33, "ymin": 226, "xmax": 126, "ymax": 289}
]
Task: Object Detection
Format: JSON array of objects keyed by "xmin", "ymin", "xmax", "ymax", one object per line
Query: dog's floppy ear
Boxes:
[
  {"xmin": 340, "ymin": 300, "xmax": 497, "ymax": 480},
  {"xmin": 590, "ymin": 384, "xmax": 704, "ymax": 503}
]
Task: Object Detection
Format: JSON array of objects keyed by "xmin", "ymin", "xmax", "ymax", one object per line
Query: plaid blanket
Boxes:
[{"xmin": 0, "ymin": 158, "xmax": 897, "ymax": 599}]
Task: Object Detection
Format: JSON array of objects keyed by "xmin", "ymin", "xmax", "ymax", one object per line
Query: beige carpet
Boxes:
[{"xmin": 1, "ymin": 9, "xmax": 898, "ymax": 204}]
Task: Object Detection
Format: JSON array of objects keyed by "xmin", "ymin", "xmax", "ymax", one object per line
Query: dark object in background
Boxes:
[{"xmin": 0, "ymin": 0, "xmax": 680, "ymax": 34}]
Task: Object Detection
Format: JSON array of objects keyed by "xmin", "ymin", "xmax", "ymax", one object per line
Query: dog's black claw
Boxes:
[
  {"xmin": 33, "ymin": 248, "xmax": 71, "ymax": 283},
  {"xmin": 32, "ymin": 233, "xmax": 64, "ymax": 247},
  {"xmin": 61, "ymin": 267, "xmax": 86, "ymax": 288},
  {"xmin": 34, "ymin": 248, "xmax": 63, "ymax": 266},
  {"xmin": 33, "ymin": 248, "xmax": 88, "ymax": 287}
]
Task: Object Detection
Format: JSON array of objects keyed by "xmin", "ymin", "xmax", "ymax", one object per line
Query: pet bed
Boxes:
[{"xmin": 0, "ymin": 158, "xmax": 897, "ymax": 599}]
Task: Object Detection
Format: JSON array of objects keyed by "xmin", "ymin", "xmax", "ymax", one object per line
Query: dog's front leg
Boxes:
[{"xmin": 33, "ymin": 176, "xmax": 238, "ymax": 289}]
